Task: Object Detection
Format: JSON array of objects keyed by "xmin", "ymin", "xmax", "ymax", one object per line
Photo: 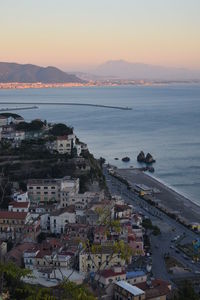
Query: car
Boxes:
[
  {"xmin": 170, "ymin": 245, "xmax": 174, "ymax": 249},
  {"xmin": 194, "ymin": 271, "xmax": 200, "ymax": 274},
  {"xmin": 175, "ymin": 250, "xmax": 180, "ymax": 254}
]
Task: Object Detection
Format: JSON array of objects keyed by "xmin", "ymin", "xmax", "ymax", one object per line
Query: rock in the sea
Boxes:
[
  {"xmin": 122, "ymin": 156, "xmax": 130, "ymax": 162},
  {"xmin": 137, "ymin": 151, "xmax": 146, "ymax": 163},
  {"xmin": 148, "ymin": 166, "xmax": 155, "ymax": 173},
  {"xmin": 114, "ymin": 157, "xmax": 119, "ymax": 160},
  {"xmin": 145, "ymin": 153, "xmax": 156, "ymax": 164}
]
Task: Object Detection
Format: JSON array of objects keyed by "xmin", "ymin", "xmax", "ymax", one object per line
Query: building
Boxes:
[
  {"xmin": 27, "ymin": 176, "xmax": 79, "ymax": 204},
  {"xmin": 95, "ymin": 266, "xmax": 126, "ymax": 299},
  {"xmin": 60, "ymin": 191, "xmax": 100, "ymax": 208},
  {"xmin": 114, "ymin": 281, "xmax": 145, "ymax": 300},
  {"xmin": 0, "ymin": 211, "xmax": 30, "ymax": 239},
  {"xmin": 12, "ymin": 191, "xmax": 29, "ymax": 202},
  {"xmin": 8, "ymin": 201, "xmax": 30, "ymax": 213},
  {"xmin": 46, "ymin": 135, "xmax": 75, "ymax": 155},
  {"xmin": 79, "ymin": 245, "xmax": 126, "ymax": 273},
  {"xmin": 50, "ymin": 206, "xmax": 76, "ymax": 234},
  {"xmin": 126, "ymin": 271, "xmax": 147, "ymax": 285},
  {"xmin": 136, "ymin": 279, "xmax": 171, "ymax": 300}
]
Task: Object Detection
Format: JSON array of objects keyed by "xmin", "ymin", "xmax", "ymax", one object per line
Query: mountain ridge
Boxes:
[{"xmin": 0, "ymin": 62, "xmax": 84, "ymax": 83}]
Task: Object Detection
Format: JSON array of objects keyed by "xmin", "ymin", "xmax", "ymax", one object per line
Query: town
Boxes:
[{"xmin": 0, "ymin": 113, "xmax": 199, "ymax": 299}]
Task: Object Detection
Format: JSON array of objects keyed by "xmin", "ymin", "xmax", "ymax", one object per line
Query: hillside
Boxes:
[{"xmin": 0, "ymin": 62, "xmax": 84, "ymax": 83}]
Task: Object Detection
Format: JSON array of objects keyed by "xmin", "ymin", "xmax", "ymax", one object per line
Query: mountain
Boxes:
[
  {"xmin": 0, "ymin": 62, "xmax": 84, "ymax": 83},
  {"xmin": 93, "ymin": 60, "xmax": 200, "ymax": 81}
]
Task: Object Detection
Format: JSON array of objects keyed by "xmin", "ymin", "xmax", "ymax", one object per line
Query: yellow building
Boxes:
[{"xmin": 79, "ymin": 245, "xmax": 126, "ymax": 273}]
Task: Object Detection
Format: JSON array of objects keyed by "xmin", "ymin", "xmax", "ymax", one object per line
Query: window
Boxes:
[
  {"xmin": 44, "ymin": 187, "xmax": 48, "ymax": 189},
  {"xmin": 44, "ymin": 192, "xmax": 48, "ymax": 195},
  {"xmin": 36, "ymin": 187, "xmax": 41, "ymax": 190},
  {"xmin": 29, "ymin": 187, "xmax": 33, "ymax": 190}
]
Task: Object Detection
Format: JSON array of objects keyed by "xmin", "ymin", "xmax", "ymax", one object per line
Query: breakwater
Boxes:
[
  {"xmin": 0, "ymin": 102, "xmax": 132, "ymax": 110},
  {"xmin": 0, "ymin": 105, "xmax": 38, "ymax": 112}
]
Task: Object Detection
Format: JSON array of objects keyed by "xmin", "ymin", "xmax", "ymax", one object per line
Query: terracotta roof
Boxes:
[
  {"xmin": 99, "ymin": 269, "xmax": 126, "ymax": 278},
  {"xmin": 0, "ymin": 211, "xmax": 28, "ymax": 219},
  {"xmin": 9, "ymin": 202, "xmax": 29, "ymax": 208},
  {"xmin": 57, "ymin": 135, "xmax": 69, "ymax": 140},
  {"xmin": 136, "ymin": 279, "xmax": 171, "ymax": 299}
]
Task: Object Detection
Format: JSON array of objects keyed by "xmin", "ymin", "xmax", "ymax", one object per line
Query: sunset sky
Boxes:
[{"xmin": 1, "ymin": 0, "xmax": 200, "ymax": 71}]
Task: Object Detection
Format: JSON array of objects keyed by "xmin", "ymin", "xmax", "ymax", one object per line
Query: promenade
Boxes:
[{"xmin": 116, "ymin": 168, "xmax": 200, "ymax": 224}]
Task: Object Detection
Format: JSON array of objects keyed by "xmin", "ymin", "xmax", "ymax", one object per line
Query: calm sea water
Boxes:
[{"xmin": 0, "ymin": 85, "xmax": 200, "ymax": 204}]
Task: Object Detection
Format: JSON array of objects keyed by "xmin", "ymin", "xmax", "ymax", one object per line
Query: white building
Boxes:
[
  {"xmin": 12, "ymin": 191, "xmax": 29, "ymax": 202},
  {"xmin": 8, "ymin": 201, "xmax": 30, "ymax": 213},
  {"xmin": 50, "ymin": 206, "xmax": 76, "ymax": 234},
  {"xmin": 60, "ymin": 191, "xmax": 99, "ymax": 208}
]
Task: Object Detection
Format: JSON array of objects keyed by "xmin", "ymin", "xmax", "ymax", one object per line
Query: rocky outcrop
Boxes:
[
  {"xmin": 122, "ymin": 156, "xmax": 130, "ymax": 162},
  {"xmin": 137, "ymin": 151, "xmax": 156, "ymax": 164},
  {"xmin": 145, "ymin": 153, "xmax": 156, "ymax": 164},
  {"xmin": 137, "ymin": 151, "xmax": 146, "ymax": 163}
]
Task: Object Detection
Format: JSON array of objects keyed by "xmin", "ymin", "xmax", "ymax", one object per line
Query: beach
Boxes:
[{"xmin": 116, "ymin": 168, "xmax": 200, "ymax": 225}]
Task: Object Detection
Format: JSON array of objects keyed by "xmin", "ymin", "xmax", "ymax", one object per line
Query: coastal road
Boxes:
[{"xmin": 103, "ymin": 166, "xmax": 200, "ymax": 282}]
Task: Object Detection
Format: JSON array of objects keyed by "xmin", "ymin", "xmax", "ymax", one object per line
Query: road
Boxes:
[{"xmin": 103, "ymin": 166, "xmax": 200, "ymax": 282}]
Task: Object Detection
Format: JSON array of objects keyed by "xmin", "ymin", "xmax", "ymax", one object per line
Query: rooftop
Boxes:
[
  {"xmin": 126, "ymin": 270, "xmax": 146, "ymax": 279},
  {"xmin": 136, "ymin": 279, "xmax": 171, "ymax": 299},
  {"xmin": 0, "ymin": 211, "xmax": 28, "ymax": 220},
  {"xmin": 99, "ymin": 269, "xmax": 126, "ymax": 278},
  {"xmin": 115, "ymin": 281, "xmax": 145, "ymax": 296},
  {"xmin": 9, "ymin": 201, "xmax": 29, "ymax": 208}
]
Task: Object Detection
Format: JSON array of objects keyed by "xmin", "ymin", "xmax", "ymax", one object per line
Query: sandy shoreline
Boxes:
[{"xmin": 116, "ymin": 168, "xmax": 200, "ymax": 224}]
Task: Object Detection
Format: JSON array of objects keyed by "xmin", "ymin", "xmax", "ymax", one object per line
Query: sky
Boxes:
[{"xmin": 0, "ymin": 0, "xmax": 200, "ymax": 71}]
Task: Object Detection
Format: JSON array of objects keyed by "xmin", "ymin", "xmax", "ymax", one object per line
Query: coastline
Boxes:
[
  {"xmin": 147, "ymin": 172, "xmax": 200, "ymax": 208},
  {"xmin": 116, "ymin": 167, "xmax": 200, "ymax": 224}
]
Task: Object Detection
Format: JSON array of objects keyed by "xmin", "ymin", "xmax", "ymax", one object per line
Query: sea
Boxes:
[{"xmin": 0, "ymin": 84, "xmax": 200, "ymax": 205}]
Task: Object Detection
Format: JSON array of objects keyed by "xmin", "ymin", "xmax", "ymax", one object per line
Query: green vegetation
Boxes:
[
  {"xmin": 15, "ymin": 120, "xmax": 44, "ymax": 131},
  {"xmin": 0, "ymin": 113, "xmax": 21, "ymax": 119},
  {"xmin": 50, "ymin": 123, "xmax": 73, "ymax": 136},
  {"xmin": 142, "ymin": 218, "xmax": 161, "ymax": 235},
  {"xmin": 0, "ymin": 262, "xmax": 96, "ymax": 300},
  {"xmin": 173, "ymin": 281, "xmax": 200, "ymax": 300}
]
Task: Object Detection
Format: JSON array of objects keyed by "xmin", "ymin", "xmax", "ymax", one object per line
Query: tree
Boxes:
[
  {"xmin": 50, "ymin": 123, "xmax": 73, "ymax": 136},
  {"xmin": 173, "ymin": 281, "xmax": 200, "ymax": 300}
]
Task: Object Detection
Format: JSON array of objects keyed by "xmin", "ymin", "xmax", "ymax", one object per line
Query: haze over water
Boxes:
[{"xmin": 0, "ymin": 84, "xmax": 200, "ymax": 204}]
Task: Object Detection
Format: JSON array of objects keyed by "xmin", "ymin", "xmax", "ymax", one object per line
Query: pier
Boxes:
[
  {"xmin": 0, "ymin": 102, "xmax": 132, "ymax": 111},
  {"xmin": 0, "ymin": 105, "xmax": 38, "ymax": 112}
]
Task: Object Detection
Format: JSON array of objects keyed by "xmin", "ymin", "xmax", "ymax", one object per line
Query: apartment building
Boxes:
[
  {"xmin": 60, "ymin": 191, "xmax": 99, "ymax": 208},
  {"xmin": 0, "ymin": 211, "xmax": 30, "ymax": 239},
  {"xmin": 114, "ymin": 281, "xmax": 145, "ymax": 300},
  {"xmin": 27, "ymin": 176, "xmax": 79, "ymax": 204},
  {"xmin": 46, "ymin": 134, "xmax": 75, "ymax": 155},
  {"xmin": 79, "ymin": 245, "xmax": 126, "ymax": 273}
]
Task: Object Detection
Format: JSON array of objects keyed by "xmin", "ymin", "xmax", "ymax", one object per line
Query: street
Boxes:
[{"xmin": 103, "ymin": 166, "xmax": 200, "ymax": 282}]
